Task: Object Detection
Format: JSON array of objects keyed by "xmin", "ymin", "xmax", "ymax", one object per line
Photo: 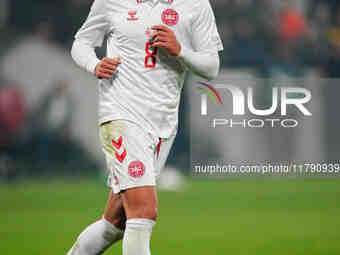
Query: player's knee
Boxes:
[
  {"xmin": 104, "ymin": 214, "xmax": 126, "ymax": 230},
  {"xmin": 136, "ymin": 205, "xmax": 158, "ymax": 221}
]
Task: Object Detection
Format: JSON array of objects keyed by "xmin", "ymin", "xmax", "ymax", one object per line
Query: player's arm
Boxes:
[
  {"xmin": 178, "ymin": 47, "xmax": 220, "ymax": 81},
  {"xmin": 152, "ymin": 0, "xmax": 223, "ymax": 81},
  {"xmin": 71, "ymin": 0, "xmax": 120, "ymax": 79},
  {"xmin": 151, "ymin": 25, "xmax": 219, "ymax": 81}
]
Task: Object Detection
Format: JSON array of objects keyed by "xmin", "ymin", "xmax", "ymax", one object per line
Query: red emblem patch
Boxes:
[
  {"xmin": 128, "ymin": 161, "xmax": 146, "ymax": 178},
  {"xmin": 161, "ymin": 9, "xmax": 179, "ymax": 26}
]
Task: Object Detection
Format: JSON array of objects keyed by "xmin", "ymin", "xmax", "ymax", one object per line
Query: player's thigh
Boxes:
[
  {"xmin": 120, "ymin": 186, "xmax": 158, "ymax": 220},
  {"xmin": 103, "ymin": 190, "xmax": 125, "ymax": 229}
]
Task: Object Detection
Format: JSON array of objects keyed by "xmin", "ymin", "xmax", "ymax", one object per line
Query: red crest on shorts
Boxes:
[
  {"xmin": 161, "ymin": 9, "xmax": 179, "ymax": 26},
  {"xmin": 128, "ymin": 161, "xmax": 146, "ymax": 178}
]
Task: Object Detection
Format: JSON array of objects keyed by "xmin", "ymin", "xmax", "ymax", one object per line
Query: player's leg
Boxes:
[
  {"xmin": 121, "ymin": 186, "xmax": 158, "ymax": 255},
  {"xmin": 120, "ymin": 136, "xmax": 175, "ymax": 255},
  {"xmin": 104, "ymin": 190, "xmax": 126, "ymax": 229},
  {"xmin": 66, "ymin": 191, "xmax": 125, "ymax": 255},
  {"xmin": 96, "ymin": 120, "xmax": 170, "ymax": 255},
  {"xmin": 109, "ymin": 121, "xmax": 159, "ymax": 255}
]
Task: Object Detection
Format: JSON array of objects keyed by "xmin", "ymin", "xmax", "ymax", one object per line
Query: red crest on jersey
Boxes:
[
  {"xmin": 128, "ymin": 161, "xmax": 146, "ymax": 178},
  {"xmin": 162, "ymin": 9, "xmax": 179, "ymax": 26}
]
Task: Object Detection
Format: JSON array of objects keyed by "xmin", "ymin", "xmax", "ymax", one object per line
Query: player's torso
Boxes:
[
  {"xmin": 100, "ymin": 0, "xmax": 198, "ymax": 137},
  {"xmin": 105, "ymin": 0, "xmax": 194, "ymax": 73}
]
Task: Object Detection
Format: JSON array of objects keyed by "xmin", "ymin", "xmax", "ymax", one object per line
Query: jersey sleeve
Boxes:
[
  {"xmin": 74, "ymin": 0, "xmax": 110, "ymax": 47},
  {"xmin": 191, "ymin": 0, "xmax": 223, "ymax": 52}
]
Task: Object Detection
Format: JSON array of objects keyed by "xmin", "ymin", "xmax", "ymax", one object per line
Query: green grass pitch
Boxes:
[{"xmin": 0, "ymin": 178, "xmax": 339, "ymax": 254}]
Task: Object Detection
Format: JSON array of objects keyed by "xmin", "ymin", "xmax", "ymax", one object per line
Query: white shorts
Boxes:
[{"xmin": 99, "ymin": 120, "xmax": 175, "ymax": 194}]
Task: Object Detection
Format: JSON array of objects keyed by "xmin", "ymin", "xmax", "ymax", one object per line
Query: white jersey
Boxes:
[{"xmin": 75, "ymin": 0, "xmax": 223, "ymax": 138}]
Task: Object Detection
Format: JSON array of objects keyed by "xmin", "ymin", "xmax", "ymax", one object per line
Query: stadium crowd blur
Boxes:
[{"xmin": 1, "ymin": 0, "xmax": 340, "ymax": 180}]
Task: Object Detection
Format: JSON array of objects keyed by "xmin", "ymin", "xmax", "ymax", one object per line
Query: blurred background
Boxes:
[
  {"xmin": 2, "ymin": 0, "xmax": 340, "ymax": 178},
  {"xmin": 0, "ymin": 0, "xmax": 340, "ymax": 254}
]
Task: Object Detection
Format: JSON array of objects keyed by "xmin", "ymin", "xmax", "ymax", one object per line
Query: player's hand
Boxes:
[
  {"xmin": 151, "ymin": 25, "xmax": 181, "ymax": 56},
  {"xmin": 94, "ymin": 57, "xmax": 121, "ymax": 79}
]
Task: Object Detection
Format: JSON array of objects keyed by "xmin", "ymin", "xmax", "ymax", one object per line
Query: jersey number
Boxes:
[{"xmin": 145, "ymin": 42, "xmax": 158, "ymax": 68}]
